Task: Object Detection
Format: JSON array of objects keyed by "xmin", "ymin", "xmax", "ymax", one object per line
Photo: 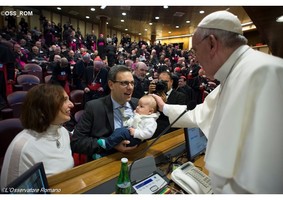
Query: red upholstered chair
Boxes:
[
  {"xmin": 69, "ymin": 89, "xmax": 84, "ymax": 115},
  {"xmin": 0, "ymin": 118, "xmax": 23, "ymax": 171},
  {"xmin": 16, "ymin": 74, "xmax": 40, "ymax": 91},
  {"xmin": 72, "ymin": 110, "xmax": 87, "ymax": 166},
  {"xmin": 0, "ymin": 91, "xmax": 28, "ymax": 119}
]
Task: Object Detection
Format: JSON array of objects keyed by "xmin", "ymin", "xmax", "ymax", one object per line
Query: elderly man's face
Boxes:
[
  {"xmin": 135, "ymin": 64, "xmax": 148, "ymax": 79},
  {"xmin": 69, "ymin": 51, "xmax": 74, "ymax": 57},
  {"xmin": 94, "ymin": 61, "xmax": 103, "ymax": 71},
  {"xmin": 178, "ymin": 78, "xmax": 186, "ymax": 87},
  {"xmin": 54, "ymin": 55, "xmax": 61, "ymax": 63},
  {"xmin": 14, "ymin": 44, "xmax": 21, "ymax": 52},
  {"xmin": 35, "ymin": 41, "xmax": 41, "ymax": 48},
  {"xmin": 192, "ymin": 32, "xmax": 213, "ymax": 79},
  {"xmin": 32, "ymin": 47, "xmax": 39, "ymax": 54}
]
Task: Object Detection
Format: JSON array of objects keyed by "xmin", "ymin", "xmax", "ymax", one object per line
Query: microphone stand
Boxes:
[{"xmin": 139, "ymin": 108, "xmax": 188, "ymax": 157}]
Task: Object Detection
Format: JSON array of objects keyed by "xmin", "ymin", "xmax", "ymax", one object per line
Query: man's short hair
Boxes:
[
  {"xmin": 83, "ymin": 53, "xmax": 90, "ymax": 61},
  {"xmin": 108, "ymin": 65, "xmax": 131, "ymax": 81}
]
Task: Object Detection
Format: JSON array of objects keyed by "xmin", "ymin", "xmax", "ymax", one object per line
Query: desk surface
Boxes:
[{"xmin": 47, "ymin": 129, "xmax": 207, "ymax": 194}]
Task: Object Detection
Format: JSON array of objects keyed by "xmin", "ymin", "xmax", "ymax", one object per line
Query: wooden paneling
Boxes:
[
  {"xmin": 244, "ymin": 6, "xmax": 283, "ymax": 58},
  {"xmin": 29, "ymin": 14, "xmax": 40, "ymax": 31},
  {"xmin": 31, "ymin": 6, "xmax": 251, "ymax": 41},
  {"xmin": 78, "ymin": 20, "xmax": 85, "ymax": 37},
  {"xmin": 52, "ymin": 13, "xmax": 60, "ymax": 25}
]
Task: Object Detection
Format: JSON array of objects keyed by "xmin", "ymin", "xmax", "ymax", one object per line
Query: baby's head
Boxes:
[{"xmin": 135, "ymin": 95, "xmax": 157, "ymax": 115}]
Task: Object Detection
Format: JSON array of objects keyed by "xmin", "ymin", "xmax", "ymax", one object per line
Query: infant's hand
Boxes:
[{"xmin": 128, "ymin": 127, "xmax": 135, "ymax": 136}]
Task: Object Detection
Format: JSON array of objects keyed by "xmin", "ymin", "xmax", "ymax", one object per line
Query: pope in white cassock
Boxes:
[{"xmin": 152, "ymin": 10, "xmax": 283, "ymax": 194}]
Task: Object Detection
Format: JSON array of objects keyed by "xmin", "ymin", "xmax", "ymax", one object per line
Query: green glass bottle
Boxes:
[{"xmin": 115, "ymin": 157, "xmax": 132, "ymax": 194}]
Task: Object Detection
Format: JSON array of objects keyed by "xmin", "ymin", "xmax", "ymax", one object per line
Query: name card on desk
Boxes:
[{"xmin": 130, "ymin": 156, "xmax": 169, "ymax": 194}]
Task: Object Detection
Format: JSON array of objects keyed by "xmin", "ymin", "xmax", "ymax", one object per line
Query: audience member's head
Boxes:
[
  {"xmin": 83, "ymin": 53, "xmax": 91, "ymax": 63},
  {"xmin": 60, "ymin": 57, "xmax": 69, "ymax": 68},
  {"xmin": 32, "ymin": 46, "xmax": 39, "ymax": 54},
  {"xmin": 107, "ymin": 65, "xmax": 134, "ymax": 105},
  {"xmin": 158, "ymin": 71, "xmax": 173, "ymax": 92},
  {"xmin": 54, "ymin": 55, "xmax": 61, "ymax": 63},
  {"xmin": 20, "ymin": 84, "xmax": 74, "ymax": 133},
  {"xmin": 93, "ymin": 60, "xmax": 104, "ymax": 71},
  {"xmin": 134, "ymin": 62, "xmax": 148, "ymax": 80},
  {"xmin": 54, "ymin": 46, "xmax": 61, "ymax": 55},
  {"xmin": 178, "ymin": 76, "xmax": 187, "ymax": 87}
]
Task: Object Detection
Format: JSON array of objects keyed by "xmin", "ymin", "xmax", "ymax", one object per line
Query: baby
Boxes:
[{"xmin": 97, "ymin": 95, "xmax": 160, "ymax": 151}]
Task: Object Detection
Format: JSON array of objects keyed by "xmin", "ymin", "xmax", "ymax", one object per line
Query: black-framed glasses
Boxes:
[
  {"xmin": 112, "ymin": 80, "xmax": 134, "ymax": 87},
  {"xmin": 191, "ymin": 35, "xmax": 210, "ymax": 54}
]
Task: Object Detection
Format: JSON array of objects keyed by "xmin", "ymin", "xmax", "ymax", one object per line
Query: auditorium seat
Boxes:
[
  {"xmin": 16, "ymin": 74, "xmax": 40, "ymax": 91},
  {"xmin": 72, "ymin": 110, "xmax": 87, "ymax": 166},
  {"xmin": 0, "ymin": 91, "xmax": 27, "ymax": 119},
  {"xmin": 23, "ymin": 63, "xmax": 43, "ymax": 83},
  {"xmin": 69, "ymin": 89, "xmax": 84, "ymax": 115},
  {"xmin": 74, "ymin": 110, "xmax": 84, "ymax": 123},
  {"xmin": 0, "ymin": 118, "xmax": 23, "ymax": 172}
]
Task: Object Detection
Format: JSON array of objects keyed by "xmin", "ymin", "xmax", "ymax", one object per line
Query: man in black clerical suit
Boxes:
[
  {"xmin": 71, "ymin": 65, "xmax": 139, "ymax": 161},
  {"xmin": 132, "ymin": 62, "xmax": 150, "ymax": 99},
  {"xmin": 73, "ymin": 53, "xmax": 93, "ymax": 89},
  {"xmin": 81, "ymin": 60, "xmax": 109, "ymax": 103},
  {"xmin": 148, "ymin": 71, "xmax": 187, "ymax": 138}
]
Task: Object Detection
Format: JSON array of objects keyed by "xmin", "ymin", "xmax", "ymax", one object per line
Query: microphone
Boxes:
[{"xmin": 128, "ymin": 100, "xmax": 197, "ymax": 180}]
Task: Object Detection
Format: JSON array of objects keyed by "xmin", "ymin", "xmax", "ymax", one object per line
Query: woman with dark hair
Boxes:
[{"xmin": 1, "ymin": 84, "xmax": 74, "ymax": 188}]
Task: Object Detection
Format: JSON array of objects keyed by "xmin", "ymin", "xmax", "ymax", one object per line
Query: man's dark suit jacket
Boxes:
[
  {"xmin": 132, "ymin": 75, "xmax": 150, "ymax": 99},
  {"xmin": 71, "ymin": 95, "xmax": 139, "ymax": 161},
  {"xmin": 153, "ymin": 90, "xmax": 187, "ymax": 138},
  {"xmin": 73, "ymin": 60, "xmax": 93, "ymax": 89}
]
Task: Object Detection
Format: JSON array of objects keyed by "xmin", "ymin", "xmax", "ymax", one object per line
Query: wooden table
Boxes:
[{"xmin": 47, "ymin": 128, "xmax": 207, "ymax": 194}]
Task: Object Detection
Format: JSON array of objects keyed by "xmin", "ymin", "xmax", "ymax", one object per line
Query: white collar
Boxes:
[
  {"xmin": 166, "ymin": 88, "xmax": 173, "ymax": 96},
  {"xmin": 214, "ymin": 45, "xmax": 250, "ymax": 83}
]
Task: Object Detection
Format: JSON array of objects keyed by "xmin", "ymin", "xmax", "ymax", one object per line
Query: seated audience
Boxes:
[
  {"xmin": 148, "ymin": 71, "xmax": 187, "ymax": 137},
  {"xmin": 82, "ymin": 59, "xmax": 109, "ymax": 103},
  {"xmin": 13, "ymin": 43, "xmax": 28, "ymax": 71},
  {"xmin": 27, "ymin": 46, "xmax": 45, "ymax": 62},
  {"xmin": 192, "ymin": 68, "xmax": 208, "ymax": 104},
  {"xmin": 176, "ymin": 75, "xmax": 195, "ymax": 102},
  {"xmin": 49, "ymin": 57, "xmax": 71, "ymax": 94},
  {"xmin": 73, "ymin": 53, "xmax": 93, "ymax": 89},
  {"xmin": 132, "ymin": 62, "xmax": 150, "ymax": 99}
]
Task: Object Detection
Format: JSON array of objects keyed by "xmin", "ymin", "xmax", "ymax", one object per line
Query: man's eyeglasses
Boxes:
[
  {"xmin": 191, "ymin": 35, "xmax": 210, "ymax": 54},
  {"xmin": 112, "ymin": 80, "xmax": 134, "ymax": 87}
]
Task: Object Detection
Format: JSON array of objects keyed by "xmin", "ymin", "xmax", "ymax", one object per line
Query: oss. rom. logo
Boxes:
[{"xmin": 1, "ymin": 10, "xmax": 33, "ymax": 17}]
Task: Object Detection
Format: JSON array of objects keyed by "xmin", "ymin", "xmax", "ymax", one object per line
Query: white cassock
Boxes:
[{"xmin": 163, "ymin": 45, "xmax": 283, "ymax": 193}]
